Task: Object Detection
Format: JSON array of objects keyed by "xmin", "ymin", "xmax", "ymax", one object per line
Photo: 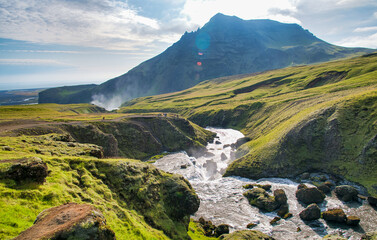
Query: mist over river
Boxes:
[{"xmin": 153, "ymin": 128, "xmax": 377, "ymax": 239}]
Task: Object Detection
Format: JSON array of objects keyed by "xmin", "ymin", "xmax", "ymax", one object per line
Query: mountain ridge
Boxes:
[{"xmin": 38, "ymin": 13, "xmax": 375, "ymax": 109}]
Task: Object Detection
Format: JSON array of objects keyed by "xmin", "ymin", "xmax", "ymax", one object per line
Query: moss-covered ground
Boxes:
[
  {"xmin": 0, "ymin": 104, "xmax": 216, "ymax": 239},
  {"xmin": 120, "ymin": 53, "xmax": 377, "ymax": 196}
]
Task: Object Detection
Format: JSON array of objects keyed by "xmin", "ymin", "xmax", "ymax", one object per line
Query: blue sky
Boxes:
[{"xmin": 0, "ymin": 0, "xmax": 376, "ymax": 90}]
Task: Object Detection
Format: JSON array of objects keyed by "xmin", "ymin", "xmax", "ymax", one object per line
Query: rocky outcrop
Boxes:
[
  {"xmin": 296, "ymin": 184, "xmax": 325, "ymax": 204},
  {"xmin": 64, "ymin": 117, "xmax": 215, "ymax": 159},
  {"xmin": 299, "ymin": 203, "xmax": 321, "ymax": 221},
  {"xmin": 95, "ymin": 160, "xmax": 199, "ymax": 239},
  {"xmin": 2, "ymin": 158, "xmax": 48, "ymax": 184},
  {"xmin": 15, "ymin": 203, "xmax": 115, "ymax": 240},
  {"xmin": 334, "ymin": 185, "xmax": 359, "ymax": 202},
  {"xmin": 220, "ymin": 230, "xmax": 275, "ymax": 240}
]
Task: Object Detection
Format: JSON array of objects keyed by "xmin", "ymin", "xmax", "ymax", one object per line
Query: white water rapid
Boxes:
[{"xmin": 153, "ymin": 128, "xmax": 377, "ymax": 239}]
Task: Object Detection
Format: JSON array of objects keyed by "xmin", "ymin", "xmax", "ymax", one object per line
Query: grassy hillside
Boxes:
[
  {"xmin": 0, "ymin": 104, "xmax": 221, "ymax": 239},
  {"xmin": 120, "ymin": 53, "xmax": 377, "ymax": 196}
]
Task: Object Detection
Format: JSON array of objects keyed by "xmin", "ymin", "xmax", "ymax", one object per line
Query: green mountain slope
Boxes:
[
  {"xmin": 120, "ymin": 53, "xmax": 377, "ymax": 196},
  {"xmin": 38, "ymin": 13, "xmax": 374, "ymax": 109}
]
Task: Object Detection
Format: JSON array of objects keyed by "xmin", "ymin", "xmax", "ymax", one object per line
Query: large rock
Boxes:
[
  {"xmin": 367, "ymin": 196, "xmax": 377, "ymax": 206},
  {"xmin": 334, "ymin": 185, "xmax": 358, "ymax": 202},
  {"xmin": 346, "ymin": 215, "xmax": 360, "ymax": 226},
  {"xmin": 274, "ymin": 189, "xmax": 288, "ymax": 205},
  {"xmin": 220, "ymin": 230, "xmax": 275, "ymax": 240},
  {"xmin": 317, "ymin": 183, "xmax": 331, "ymax": 194},
  {"xmin": 5, "ymin": 158, "xmax": 48, "ymax": 184},
  {"xmin": 322, "ymin": 208, "xmax": 347, "ymax": 223},
  {"xmin": 15, "ymin": 203, "xmax": 115, "ymax": 240},
  {"xmin": 299, "ymin": 203, "xmax": 321, "ymax": 221},
  {"xmin": 296, "ymin": 185, "xmax": 325, "ymax": 204},
  {"xmin": 243, "ymin": 188, "xmax": 278, "ymax": 212},
  {"xmin": 214, "ymin": 224, "xmax": 230, "ymax": 237}
]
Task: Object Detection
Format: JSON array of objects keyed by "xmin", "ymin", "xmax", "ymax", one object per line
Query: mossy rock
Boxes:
[
  {"xmin": 346, "ymin": 215, "xmax": 360, "ymax": 226},
  {"xmin": 334, "ymin": 185, "xmax": 359, "ymax": 202},
  {"xmin": 299, "ymin": 203, "xmax": 321, "ymax": 221},
  {"xmin": 219, "ymin": 230, "xmax": 275, "ymax": 240},
  {"xmin": 243, "ymin": 187, "xmax": 278, "ymax": 212},
  {"xmin": 361, "ymin": 231, "xmax": 377, "ymax": 240},
  {"xmin": 2, "ymin": 157, "xmax": 48, "ymax": 184},
  {"xmin": 296, "ymin": 186, "xmax": 325, "ymax": 204},
  {"xmin": 322, "ymin": 208, "xmax": 347, "ymax": 223},
  {"xmin": 323, "ymin": 235, "xmax": 347, "ymax": 240}
]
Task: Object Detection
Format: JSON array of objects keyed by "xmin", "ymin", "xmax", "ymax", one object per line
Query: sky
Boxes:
[{"xmin": 0, "ymin": 0, "xmax": 376, "ymax": 90}]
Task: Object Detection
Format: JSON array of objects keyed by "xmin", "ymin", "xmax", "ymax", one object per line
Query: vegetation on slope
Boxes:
[
  {"xmin": 0, "ymin": 104, "xmax": 215, "ymax": 160},
  {"xmin": 120, "ymin": 53, "xmax": 377, "ymax": 196},
  {"xmin": 0, "ymin": 136, "xmax": 199, "ymax": 239},
  {"xmin": 0, "ymin": 104, "xmax": 220, "ymax": 239}
]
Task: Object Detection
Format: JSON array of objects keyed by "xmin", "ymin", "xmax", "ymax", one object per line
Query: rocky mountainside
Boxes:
[
  {"xmin": 38, "ymin": 13, "xmax": 374, "ymax": 109},
  {"xmin": 120, "ymin": 53, "xmax": 377, "ymax": 197}
]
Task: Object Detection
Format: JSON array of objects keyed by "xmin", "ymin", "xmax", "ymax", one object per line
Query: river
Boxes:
[{"xmin": 153, "ymin": 128, "xmax": 377, "ymax": 239}]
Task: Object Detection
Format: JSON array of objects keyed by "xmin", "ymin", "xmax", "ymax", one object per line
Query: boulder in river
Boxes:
[
  {"xmin": 243, "ymin": 187, "xmax": 278, "ymax": 212},
  {"xmin": 322, "ymin": 208, "xmax": 347, "ymax": 223},
  {"xmin": 221, "ymin": 153, "xmax": 228, "ymax": 161},
  {"xmin": 214, "ymin": 224, "xmax": 230, "ymax": 237},
  {"xmin": 274, "ymin": 189, "xmax": 288, "ymax": 205},
  {"xmin": 299, "ymin": 203, "xmax": 321, "ymax": 221},
  {"xmin": 367, "ymin": 196, "xmax": 377, "ymax": 206},
  {"xmin": 277, "ymin": 204, "xmax": 289, "ymax": 218},
  {"xmin": 334, "ymin": 185, "xmax": 359, "ymax": 202},
  {"xmin": 346, "ymin": 215, "xmax": 360, "ymax": 226},
  {"xmin": 296, "ymin": 185, "xmax": 325, "ymax": 204},
  {"xmin": 317, "ymin": 183, "xmax": 331, "ymax": 194}
]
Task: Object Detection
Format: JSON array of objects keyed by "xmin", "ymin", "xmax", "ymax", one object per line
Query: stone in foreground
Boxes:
[{"xmin": 15, "ymin": 203, "xmax": 115, "ymax": 240}]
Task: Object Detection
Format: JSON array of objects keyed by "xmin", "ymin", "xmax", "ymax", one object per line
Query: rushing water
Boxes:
[{"xmin": 154, "ymin": 128, "xmax": 377, "ymax": 239}]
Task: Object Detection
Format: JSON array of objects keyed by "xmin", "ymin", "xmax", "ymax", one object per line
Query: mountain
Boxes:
[
  {"xmin": 120, "ymin": 53, "xmax": 377, "ymax": 196},
  {"xmin": 38, "ymin": 13, "xmax": 374, "ymax": 109}
]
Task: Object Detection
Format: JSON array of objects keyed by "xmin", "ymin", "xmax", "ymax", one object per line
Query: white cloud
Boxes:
[
  {"xmin": 0, "ymin": 58, "xmax": 70, "ymax": 66},
  {"xmin": 335, "ymin": 32, "xmax": 377, "ymax": 48},
  {"xmin": 0, "ymin": 0, "xmax": 178, "ymax": 50},
  {"xmin": 354, "ymin": 26, "xmax": 377, "ymax": 32},
  {"xmin": 180, "ymin": 0, "xmax": 300, "ymax": 27}
]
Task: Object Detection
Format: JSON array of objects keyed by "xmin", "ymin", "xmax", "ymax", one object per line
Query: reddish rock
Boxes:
[{"xmin": 15, "ymin": 203, "xmax": 115, "ymax": 240}]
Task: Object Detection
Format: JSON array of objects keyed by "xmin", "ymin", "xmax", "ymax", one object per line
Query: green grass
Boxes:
[
  {"xmin": 0, "ymin": 133, "xmax": 202, "ymax": 239},
  {"xmin": 120, "ymin": 53, "xmax": 377, "ymax": 196}
]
